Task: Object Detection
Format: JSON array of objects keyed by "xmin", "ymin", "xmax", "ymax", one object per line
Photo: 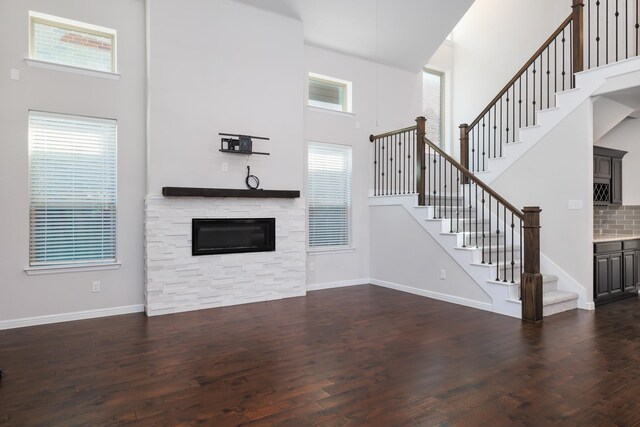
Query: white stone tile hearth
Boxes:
[{"xmin": 144, "ymin": 195, "xmax": 306, "ymax": 316}]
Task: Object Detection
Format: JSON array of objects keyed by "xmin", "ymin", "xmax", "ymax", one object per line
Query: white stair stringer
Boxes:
[
  {"xmin": 369, "ymin": 194, "xmax": 581, "ymax": 318},
  {"xmin": 478, "ymin": 56, "xmax": 640, "ymax": 184}
]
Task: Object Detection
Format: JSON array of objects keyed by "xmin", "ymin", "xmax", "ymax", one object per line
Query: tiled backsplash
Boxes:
[{"xmin": 594, "ymin": 205, "xmax": 640, "ymax": 236}]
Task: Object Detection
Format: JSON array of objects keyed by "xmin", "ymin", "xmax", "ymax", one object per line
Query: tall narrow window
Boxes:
[
  {"xmin": 29, "ymin": 111, "xmax": 117, "ymax": 266},
  {"xmin": 29, "ymin": 11, "xmax": 117, "ymax": 73},
  {"xmin": 423, "ymin": 68, "xmax": 444, "ymax": 147},
  {"xmin": 308, "ymin": 143, "xmax": 352, "ymax": 249},
  {"xmin": 308, "ymin": 73, "xmax": 353, "ymax": 113}
]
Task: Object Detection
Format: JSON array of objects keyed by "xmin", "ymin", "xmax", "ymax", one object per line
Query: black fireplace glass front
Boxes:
[{"xmin": 192, "ymin": 218, "xmax": 275, "ymax": 255}]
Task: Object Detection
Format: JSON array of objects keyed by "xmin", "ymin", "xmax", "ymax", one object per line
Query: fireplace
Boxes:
[{"xmin": 192, "ymin": 218, "xmax": 275, "ymax": 256}]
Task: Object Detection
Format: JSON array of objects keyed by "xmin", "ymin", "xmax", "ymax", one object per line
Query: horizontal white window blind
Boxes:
[
  {"xmin": 308, "ymin": 143, "xmax": 352, "ymax": 248},
  {"xmin": 29, "ymin": 111, "xmax": 117, "ymax": 266}
]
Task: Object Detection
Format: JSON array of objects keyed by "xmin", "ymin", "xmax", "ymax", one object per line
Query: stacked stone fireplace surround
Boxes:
[{"xmin": 144, "ymin": 195, "xmax": 306, "ymax": 316}]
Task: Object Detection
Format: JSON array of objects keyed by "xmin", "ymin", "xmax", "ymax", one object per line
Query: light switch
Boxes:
[
  {"xmin": 568, "ymin": 200, "xmax": 583, "ymax": 210},
  {"xmin": 9, "ymin": 68, "xmax": 19, "ymax": 80}
]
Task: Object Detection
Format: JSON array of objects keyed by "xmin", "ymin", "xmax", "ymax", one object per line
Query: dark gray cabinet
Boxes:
[
  {"xmin": 594, "ymin": 239, "xmax": 639, "ymax": 305},
  {"xmin": 593, "ymin": 146, "xmax": 627, "ymax": 206},
  {"xmin": 595, "ymin": 254, "xmax": 611, "ymax": 300},
  {"xmin": 623, "ymin": 250, "xmax": 637, "ymax": 291},
  {"xmin": 611, "ymin": 158, "xmax": 623, "ymax": 205},
  {"xmin": 594, "ymin": 155, "xmax": 612, "ymax": 179}
]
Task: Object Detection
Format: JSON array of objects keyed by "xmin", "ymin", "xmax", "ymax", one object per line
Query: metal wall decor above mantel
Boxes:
[{"xmin": 219, "ymin": 133, "xmax": 270, "ymax": 155}]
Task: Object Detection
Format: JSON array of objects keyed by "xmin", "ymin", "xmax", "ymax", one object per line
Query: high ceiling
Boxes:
[{"xmin": 233, "ymin": 0, "xmax": 475, "ymax": 72}]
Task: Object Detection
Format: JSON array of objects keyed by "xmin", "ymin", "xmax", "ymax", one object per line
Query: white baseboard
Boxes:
[
  {"xmin": 370, "ymin": 278, "xmax": 493, "ymax": 312},
  {"xmin": 0, "ymin": 304, "xmax": 145, "ymax": 331},
  {"xmin": 307, "ymin": 278, "xmax": 369, "ymax": 291}
]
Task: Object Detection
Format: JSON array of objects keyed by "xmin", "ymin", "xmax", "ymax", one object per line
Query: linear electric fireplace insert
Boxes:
[{"xmin": 192, "ymin": 218, "xmax": 275, "ymax": 255}]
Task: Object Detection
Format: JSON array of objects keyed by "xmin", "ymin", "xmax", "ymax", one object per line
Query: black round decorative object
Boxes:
[{"xmin": 246, "ymin": 166, "xmax": 260, "ymax": 190}]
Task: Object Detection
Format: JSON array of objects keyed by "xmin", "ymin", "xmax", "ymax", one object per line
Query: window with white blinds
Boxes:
[
  {"xmin": 29, "ymin": 111, "xmax": 117, "ymax": 266},
  {"xmin": 308, "ymin": 143, "xmax": 352, "ymax": 249}
]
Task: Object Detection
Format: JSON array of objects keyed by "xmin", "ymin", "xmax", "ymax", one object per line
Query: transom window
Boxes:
[
  {"xmin": 308, "ymin": 73, "xmax": 353, "ymax": 113},
  {"xmin": 29, "ymin": 11, "xmax": 117, "ymax": 73},
  {"xmin": 29, "ymin": 111, "xmax": 117, "ymax": 266}
]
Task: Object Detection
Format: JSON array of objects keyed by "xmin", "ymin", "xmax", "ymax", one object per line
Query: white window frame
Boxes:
[
  {"xmin": 27, "ymin": 11, "xmax": 118, "ymax": 77},
  {"xmin": 308, "ymin": 73, "xmax": 353, "ymax": 114},
  {"xmin": 26, "ymin": 110, "xmax": 119, "ymax": 273},
  {"xmin": 307, "ymin": 142, "xmax": 353, "ymax": 252}
]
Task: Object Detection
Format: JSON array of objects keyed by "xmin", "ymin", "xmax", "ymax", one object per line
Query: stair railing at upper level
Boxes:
[
  {"xmin": 460, "ymin": 0, "xmax": 640, "ymax": 173},
  {"xmin": 370, "ymin": 117, "xmax": 544, "ymax": 322},
  {"xmin": 584, "ymin": 0, "xmax": 640, "ymax": 69},
  {"xmin": 460, "ymin": 13, "xmax": 576, "ymax": 174}
]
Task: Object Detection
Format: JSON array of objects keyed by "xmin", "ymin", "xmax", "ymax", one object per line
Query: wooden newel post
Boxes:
[
  {"xmin": 416, "ymin": 116, "xmax": 426, "ymax": 206},
  {"xmin": 572, "ymin": 0, "xmax": 585, "ymax": 76},
  {"xmin": 459, "ymin": 123, "xmax": 469, "ymax": 184},
  {"xmin": 522, "ymin": 206, "xmax": 543, "ymax": 322}
]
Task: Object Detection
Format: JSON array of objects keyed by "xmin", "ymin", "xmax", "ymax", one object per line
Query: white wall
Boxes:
[
  {"xmin": 592, "ymin": 97, "xmax": 633, "ymax": 141},
  {"xmin": 0, "ymin": 0, "xmax": 146, "ymax": 323},
  {"xmin": 304, "ymin": 45, "xmax": 422, "ymax": 287},
  {"xmin": 452, "ymin": 0, "xmax": 570, "ymax": 129},
  {"xmin": 147, "ymin": 0, "xmax": 304, "ymax": 195},
  {"xmin": 491, "ymin": 101, "xmax": 593, "ymax": 298},
  {"xmin": 596, "ymin": 117, "xmax": 640, "ymax": 205},
  {"xmin": 369, "ymin": 205, "xmax": 492, "ymax": 305}
]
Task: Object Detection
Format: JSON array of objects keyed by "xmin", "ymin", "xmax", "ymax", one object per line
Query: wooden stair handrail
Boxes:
[
  {"xmin": 422, "ymin": 136, "xmax": 525, "ymax": 220},
  {"xmin": 468, "ymin": 14, "xmax": 574, "ymax": 130},
  {"xmin": 369, "ymin": 125, "xmax": 418, "ymax": 142}
]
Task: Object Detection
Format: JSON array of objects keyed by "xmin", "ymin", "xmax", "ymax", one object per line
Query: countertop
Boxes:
[{"xmin": 593, "ymin": 234, "xmax": 640, "ymax": 243}]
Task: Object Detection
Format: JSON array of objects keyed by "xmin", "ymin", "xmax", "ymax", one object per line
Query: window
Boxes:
[
  {"xmin": 423, "ymin": 68, "xmax": 444, "ymax": 147},
  {"xmin": 308, "ymin": 143, "xmax": 352, "ymax": 249},
  {"xmin": 29, "ymin": 11, "xmax": 116, "ymax": 73},
  {"xmin": 29, "ymin": 111, "xmax": 117, "ymax": 266},
  {"xmin": 308, "ymin": 73, "xmax": 353, "ymax": 113}
]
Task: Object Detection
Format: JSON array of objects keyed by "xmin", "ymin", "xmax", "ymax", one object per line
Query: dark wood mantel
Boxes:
[{"xmin": 162, "ymin": 187, "xmax": 300, "ymax": 199}]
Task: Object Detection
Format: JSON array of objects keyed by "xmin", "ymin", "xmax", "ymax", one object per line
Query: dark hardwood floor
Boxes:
[{"xmin": 1, "ymin": 285, "xmax": 640, "ymax": 426}]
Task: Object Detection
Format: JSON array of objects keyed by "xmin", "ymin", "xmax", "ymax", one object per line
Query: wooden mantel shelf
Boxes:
[{"xmin": 162, "ymin": 187, "xmax": 300, "ymax": 199}]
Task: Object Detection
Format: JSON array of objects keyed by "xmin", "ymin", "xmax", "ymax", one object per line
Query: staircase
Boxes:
[
  {"xmin": 368, "ymin": 0, "xmax": 640, "ymax": 320},
  {"xmin": 425, "ymin": 194, "xmax": 578, "ymax": 317},
  {"xmin": 369, "ymin": 187, "xmax": 579, "ymax": 319},
  {"xmin": 460, "ymin": 0, "xmax": 640, "ymax": 183},
  {"xmin": 463, "ymin": 56, "xmax": 640, "ymax": 185},
  {"xmin": 369, "ymin": 121, "xmax": 581, "ymax": 319}
]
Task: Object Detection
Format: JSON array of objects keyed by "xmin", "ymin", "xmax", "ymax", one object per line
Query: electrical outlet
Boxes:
[
  {"xmin": 222, "ymin": 162, "xmax": 229, "ymax": 173},
  {"xmin": 10, "ymin": 68, "xmax": 19, "ymax": 80},
  {"xmin": 355, "ymin": 121, "xmax": 361, "ymax": 129},
  {"xmin": 440, "ymin": 269, "xmax": 446, "ymax": 280},
  {"xmin": 309, "ymin": 262, "xmax": 316, "ymax": 272},
  {"xmin": 92, "ymin": 281, "xmax": 101, "ymax": 293}
]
